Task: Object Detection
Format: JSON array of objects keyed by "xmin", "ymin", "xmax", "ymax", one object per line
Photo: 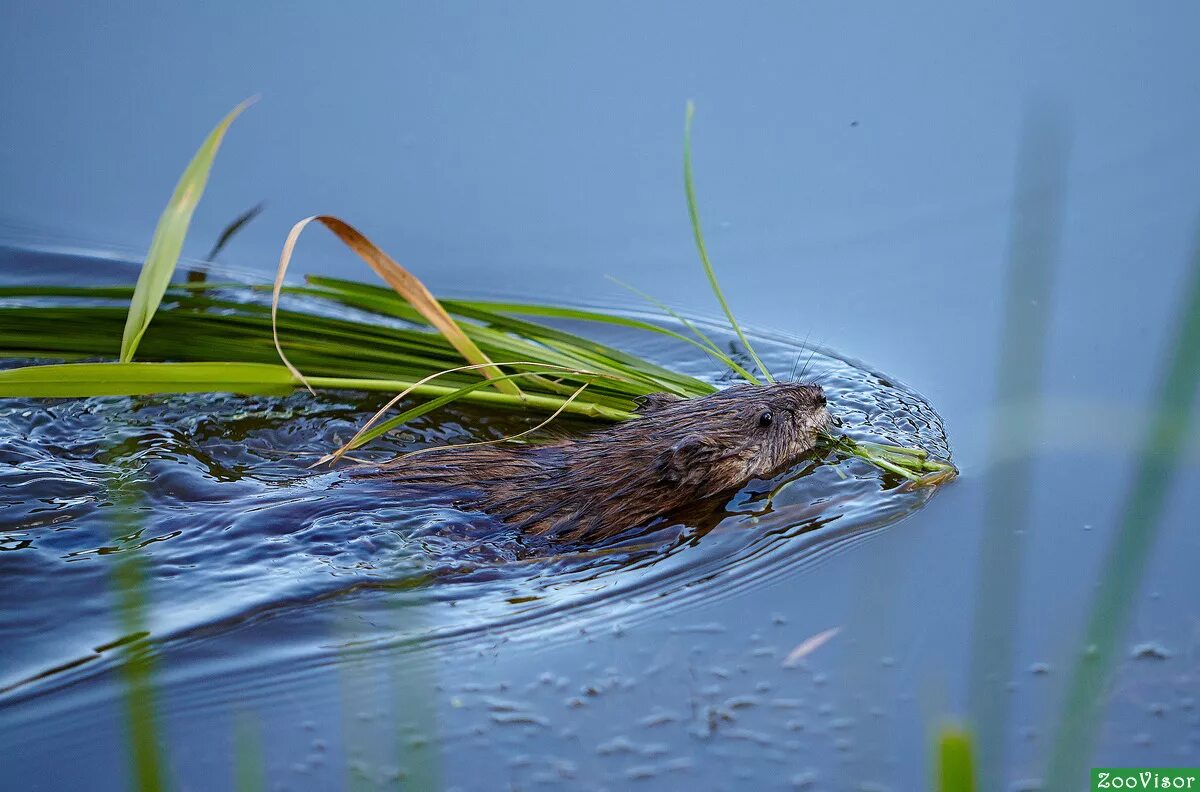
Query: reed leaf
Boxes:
[
  {"xmin": 304, "ymin": 276, "xmax": 715, "ymax": 396},
  {"xmin": 120, "ymin": 98, "xmax": 254, "ymax": 363},
  {"xmin": 0, "ymin": 358, "xmax": 637, "ymax": 421},
  {"xmin": 0, "ymin": 361, "xmax": 295, "ymax": 398},
  {"xmin": 683, "ymin": 101, "xmax": 773, "ymax": 383}
]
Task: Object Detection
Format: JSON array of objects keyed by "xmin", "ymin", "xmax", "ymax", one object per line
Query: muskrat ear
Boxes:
[
  {"xmin": 634, "ymin": 392, "xmax": 684, "ymax": 414},
  {"xmin": 656, "ymin": 433, "xmax": 718, "ymax": 486}
]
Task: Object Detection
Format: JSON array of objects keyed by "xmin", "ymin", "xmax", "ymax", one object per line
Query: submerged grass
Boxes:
[
  {"xmin": 108, "ymin": 478, "xmax": 167, "ymax": 792},
  {"xmin": 0, "ymin": 100, "xmax": 953, "ymax": 483}
]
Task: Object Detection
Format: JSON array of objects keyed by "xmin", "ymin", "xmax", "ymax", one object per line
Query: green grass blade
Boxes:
[
  {"xmin": 0, "ymin": 358, "xmax": 637, "ymax": 419},
  {"xmin": 443, "ymin": 299, "xmax": 722, "ymax": 391},
  {"xmin": 935, "ymin": 726, "xmax": 977, "ymax": 792},
  {"xmin": 683, "ymin": 101, "xmax": 774, "ymax": 382},
  {"xmin": 338, "ymin": 371, "xmax": 544, "ymax": 452},
  {"xmin": 603, "ymin": 275, "xmax": 761, "ymax": 384},
  {"xmin": 120, "ymin": 98, "xmax": 254, "ymax": 363},
  {"xmin": 0, "ymin": 361, "xmax": 295, "ymax": 397},
  {"xmin": 301, "ymin": 276, "xmax": 714, "ymax": 395}
]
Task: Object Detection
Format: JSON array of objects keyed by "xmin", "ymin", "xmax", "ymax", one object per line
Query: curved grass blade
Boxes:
[
  {"xmin": 271, "ymin": 215, "xmax": 521, "ymax": 397},
  {"xmin": 683, "ymin": 101, "xmax": 774, "ymax": 382},
  {"xmin": 321, "ymin": 362, "xmax": 623, "ymax": 465},
  {"xmin": 604, "ymin": 276, "xmax": 725, "ymax": 355},
  {"xmin": 120, "ymin": 97, "xmax": 255, "ymax": 363},
  {"xmin": 603, "ymin": 274, "xmax": 761, "ymax": 384},
  {"xmin": 298, "ymin": 375, "xmax": 630, "ymax": 420},
  {"xmin": 321, "ymin": 373, "xmax": 528, "ymax": 466},
  {"xmin": 378, "ymin": 380, "xmax": 593, "ymax": 469}
]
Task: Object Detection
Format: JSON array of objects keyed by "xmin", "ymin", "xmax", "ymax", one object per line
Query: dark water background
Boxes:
[{"xmin": 2, "ymin": 2, "xmax": 1200, "ymax": 790}]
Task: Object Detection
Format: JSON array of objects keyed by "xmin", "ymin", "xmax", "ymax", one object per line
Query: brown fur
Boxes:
[{"xmin": 365, "ymin": 382, "xmax": 830, "ymax": 543}]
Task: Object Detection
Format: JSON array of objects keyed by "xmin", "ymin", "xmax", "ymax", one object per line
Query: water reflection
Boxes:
[
  {"xmin": 336, "ymin": 599, "xmax": 441, "ymax": 790},
  {"xmin": 234, "ymin": 712, "xmax": 265, "ymax": 792},
  {"xmin": 108, "ymin": 479, "xmax": 166, "ymax": 792},
  {"xmin": 1045, "ymin": 218, "xmax": 1200, "ymax": 787},
  {"xmin": 967, "ymin": 106, "xmax": 1068, "ymax": 791},
  {"xmin": 953, "ymin": 108, "xmax": 1200, "ymax": 790}
]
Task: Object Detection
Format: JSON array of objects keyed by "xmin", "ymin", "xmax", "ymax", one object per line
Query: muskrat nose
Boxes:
[{"xmin": 814, "ymin": 388, "xmax": 827, "ymax": 407}]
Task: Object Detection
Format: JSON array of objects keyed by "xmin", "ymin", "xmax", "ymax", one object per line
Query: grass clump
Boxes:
[{"xmin": 0, "ymin": 100, "xmax": 954, "ymax": 485}]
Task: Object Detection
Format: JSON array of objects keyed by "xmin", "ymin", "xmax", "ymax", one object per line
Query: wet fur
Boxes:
[{"xmin": 366, "ymin": 382, "xmax": 830, "ymax": 543}]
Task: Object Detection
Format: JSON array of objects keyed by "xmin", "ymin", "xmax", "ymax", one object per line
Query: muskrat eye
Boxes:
[{"xmin": 758, "ymin": 410, "xmax": 773, "ymax": 428}]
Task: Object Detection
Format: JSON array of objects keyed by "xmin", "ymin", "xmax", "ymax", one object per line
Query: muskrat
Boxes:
[{"xmin": 366, "ymin": 381, "xmax": 830, "ymax": 543}]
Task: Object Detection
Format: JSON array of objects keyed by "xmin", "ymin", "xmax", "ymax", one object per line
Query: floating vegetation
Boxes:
[{"xmin": 0, "ymin": 100, "xmax": 955, "ymax": 485}]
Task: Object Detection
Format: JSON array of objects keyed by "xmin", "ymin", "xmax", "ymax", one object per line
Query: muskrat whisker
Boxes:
[
  {"xmin": 797, "ymin": 340, "xmax": 819, "ymax": 382},
  {"xmin": 789, "ymin": 331, "xmax": 813, "ymax": 381}
]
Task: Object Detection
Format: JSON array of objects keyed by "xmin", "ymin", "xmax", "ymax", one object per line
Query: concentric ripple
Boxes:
[{"xmin": 0, "ymin": 271, "xmax": 951, "ymax": 713}]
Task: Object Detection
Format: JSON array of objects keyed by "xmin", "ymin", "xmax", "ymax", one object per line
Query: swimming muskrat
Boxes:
[{"xmin": 367, "ymin": 382, "xmax": 830, "ymax": 543}]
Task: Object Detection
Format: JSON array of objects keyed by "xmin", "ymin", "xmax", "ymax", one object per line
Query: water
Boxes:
[
  {"xmin": 0, "ymin": 251, "xmax": 949, "ymax": 709},
  {"xmin": 3, "ymin": 3, "xmax": 1200, "ymax": 790}
]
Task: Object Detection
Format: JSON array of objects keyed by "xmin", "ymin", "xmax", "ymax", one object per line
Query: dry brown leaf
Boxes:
[{"xmin": 271, "ymin": 215, "xmax": 521, "ymax": 396}]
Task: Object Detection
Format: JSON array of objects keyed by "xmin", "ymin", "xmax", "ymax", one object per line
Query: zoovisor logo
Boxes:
[{"xmin": 1093, "ymin": 769, "xmax": 1199, "ymax": 790}]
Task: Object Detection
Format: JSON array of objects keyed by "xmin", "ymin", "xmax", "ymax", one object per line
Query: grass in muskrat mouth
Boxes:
[{"xmin": 0, "ymin": 99, "xmax": 955, "ymax": 488}]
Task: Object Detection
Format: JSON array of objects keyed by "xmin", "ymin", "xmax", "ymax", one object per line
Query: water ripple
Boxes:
[{"xmin": 0, "ymin": 296, "xmax": 950, "ymax": 713}]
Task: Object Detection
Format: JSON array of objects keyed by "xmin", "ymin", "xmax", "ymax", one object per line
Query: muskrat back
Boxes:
[{"xmin": 365, "ymin": 381, "xmax": 830, "ymax": 543}]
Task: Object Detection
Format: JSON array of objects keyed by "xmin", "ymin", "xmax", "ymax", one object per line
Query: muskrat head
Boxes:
[{"xmin": 631, "ymin": 381, "xmax": 831, "ymax": 494}]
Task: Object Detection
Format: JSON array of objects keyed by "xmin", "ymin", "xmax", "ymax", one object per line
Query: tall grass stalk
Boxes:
[{"xmin": 683, "ymin": 101, "xmax": 774, "ymax": 383}]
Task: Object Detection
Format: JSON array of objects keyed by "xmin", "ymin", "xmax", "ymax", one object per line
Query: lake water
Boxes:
[{"xmin": 2, "ymin": 3, "xmax": 1199, "ymax": 790}]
